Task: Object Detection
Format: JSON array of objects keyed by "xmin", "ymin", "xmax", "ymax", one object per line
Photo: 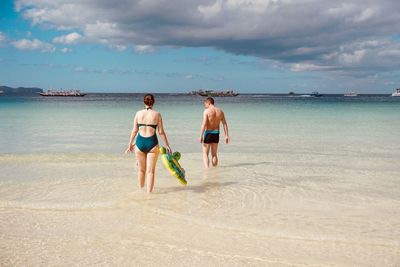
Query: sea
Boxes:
[{"xmin": 1, "ymin": 93, "xmax": 399, "ymax": 266}]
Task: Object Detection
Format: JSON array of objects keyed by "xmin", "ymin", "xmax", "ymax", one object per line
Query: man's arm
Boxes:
[
  {"xmin": 221, "ymin": 111, "xmax": 229, "ymax": 144},
  {"xmin": 199, "ymin": 110, "xmax": 208, "ymax": 143}
]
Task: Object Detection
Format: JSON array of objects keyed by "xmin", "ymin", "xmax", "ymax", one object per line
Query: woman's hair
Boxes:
[{"xmin": 144, "ymin": 94, "xmax": 155, "ymax": 106}]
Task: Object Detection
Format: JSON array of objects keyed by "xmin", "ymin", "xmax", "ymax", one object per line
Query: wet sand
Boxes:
[{"xmin": 1, "ymin": 152, "xmax": 399, "ymax": 266}]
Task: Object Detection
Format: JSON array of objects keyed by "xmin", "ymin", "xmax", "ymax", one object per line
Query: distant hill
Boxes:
[{"xmin": 0, "ymin": 86, "xmax": 43, "ymax": 94}]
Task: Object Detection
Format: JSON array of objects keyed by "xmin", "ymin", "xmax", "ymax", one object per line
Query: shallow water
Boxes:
[{"xmin": 1, "ymin": 94, "xmax": 400, "ymax": 266}]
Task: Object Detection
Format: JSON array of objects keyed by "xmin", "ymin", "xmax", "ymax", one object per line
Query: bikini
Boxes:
[
  {"xmin": 203, "ymin": 129, "xmax": 220, "ymax": 144},
  {"xmin": 136, "ymin": 108, "xmax": 159, "ymax": 153}
]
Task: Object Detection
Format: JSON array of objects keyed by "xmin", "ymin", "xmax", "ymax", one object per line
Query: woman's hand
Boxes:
[
  {"xmin": 166, "ymin": 145, "xmax": 172, "ymax": 154},
  {"xmin": 125, "ymin": 143, "xmax": 135, "ymax": 154}
]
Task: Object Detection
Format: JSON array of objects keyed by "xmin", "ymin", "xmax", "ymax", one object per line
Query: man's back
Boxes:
[
  {"xmin": 199, "ymin": 97, "xmax": 229, "ymax": 168},
  {"xmin": 205, "ymin": 107, "xmax": 224, "ymax": 130}
]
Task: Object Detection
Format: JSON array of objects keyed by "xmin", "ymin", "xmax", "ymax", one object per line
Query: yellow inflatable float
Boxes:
[{"xmin": 159, "ymin": 147, "xmax": 187, "ymax": 186}]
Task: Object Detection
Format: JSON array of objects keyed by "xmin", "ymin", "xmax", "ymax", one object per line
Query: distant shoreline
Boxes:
[
  {"xmin": 0, "ymin": 86, "xmax": 396, "ymax": 96},
  {"xmin": 0, "ymin": 86, "xmax": 43, "ymax": 94},
  {"xmin": 1, "ymin": 92, "xmax": 395, "ymax": 97}
]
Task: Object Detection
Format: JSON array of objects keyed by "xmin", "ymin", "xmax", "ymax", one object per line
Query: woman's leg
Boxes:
[
  {"xmin": 135, "ymin": 149, "xmax": 146, "ymax": 189},
  {"xmin": 145, "ymin": 146, "xmax": 159, "ymax": 193}
]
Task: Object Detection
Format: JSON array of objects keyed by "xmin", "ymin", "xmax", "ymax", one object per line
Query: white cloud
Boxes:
[
  {"xmin": 338, "ymin": 49, "xmax": 367, "ymax": 64},
  {"xmin": 0, "ymin": 32, "xmax": 6, "ymax": 45},
  {"xmin": 353, "ymin": 8, "xmax": 376, "ymax": 23},
  {"xmin": 134, "ymin": 45, "xmax": 155, "ymax": 54},
  {"xmin": 59, "ymin": 47, "xmax": 72, "ymax": 53},
  {"xmin": 296, "ymin": 39, "xmax": 400, "ymax": 75},
  {"xmin": 198, "ymin": 0, "xmax": 223, "ymax": 18},
  {"xmin": 291, "ymin": 63, "xmax": 331, "ymax": 72},
  {"xmin": 224, "ymin": 0, "xmax": 271, "ymax": 13},
  {"xmin": 84, "ymin": 21, "xmax": 123, "ymax": 40},
  {"xmin": 12, "ymin": 38, "xmax": 55, "ymax": 52},
  {"xmin": 378, "ymin": 49, "xmax": 400, "ymax": 57},
  {"xmin": 199, "ymin": 0, "xmax": 272, "ymax": 18},
  {"xmin": 13, "ymin": 0, "xmax": 400, "ymax": 75},
  {"xmin": 74, "ymin": 66, "xmax": 86, "ymax": 72},
  {"xmin": 52, "ymin": 32, "xmax": 82, "ymax": 44},
  {"xmin": 110, "ymin": 44, "xmax": 127, "ymax": 51}
]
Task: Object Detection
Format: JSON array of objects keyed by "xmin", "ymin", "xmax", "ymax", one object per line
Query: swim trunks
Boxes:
[{"xmin": 203, "ymin": 130, "xmax": 220, "ymax": 144}]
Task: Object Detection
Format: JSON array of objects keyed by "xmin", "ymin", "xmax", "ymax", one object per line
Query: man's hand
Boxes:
[
  {"xmin": 199, "ymin": 136, "xmax": 203, "ymax": 143},
  {"xmin": 225, "ymin": 136, "xmax": 230, "ymax": 144}
]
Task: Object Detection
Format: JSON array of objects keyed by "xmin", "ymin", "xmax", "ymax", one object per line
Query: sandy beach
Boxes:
[
  {"xmin": 3, "ymin": 0, "xmax": 400, "ymax": 264},
  {"xmin": 1, "ymin": 150, "xmax": 399, "ymax": 266},
  {"xmin": 1, "ymin": 94, "xmax": 400, "ymax": 266}
]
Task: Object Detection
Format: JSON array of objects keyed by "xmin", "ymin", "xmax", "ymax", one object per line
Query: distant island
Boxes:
[
  {"xmin": 189, "ymin": 89, "xmax": 239, "ymax": 97},
  {"xmin": 0, "ymin": 86, "xmax": 43, "ymax": 94}
]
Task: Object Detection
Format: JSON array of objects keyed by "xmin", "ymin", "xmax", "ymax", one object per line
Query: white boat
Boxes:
[
  {"xmin": 391, "ymin": 89, "xmax": 400, "ymax": 97},
  {"xmin": 344, "ymin": 92, "xmax": 358, "ymax": 97},
  {"xmin": 310, "ymin": 91, "xmax": 322, "ymax": 97}
]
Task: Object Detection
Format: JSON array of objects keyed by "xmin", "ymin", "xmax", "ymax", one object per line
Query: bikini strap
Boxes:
[{"xmin": 138, "ymin": 123, "xmax": 157, "ymax": 129}]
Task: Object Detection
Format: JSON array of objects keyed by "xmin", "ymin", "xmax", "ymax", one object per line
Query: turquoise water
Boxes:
[
  {"xmin": 1, "ymin": 93, "xmax": 399, "ymax": 155},
  {"xmin": 1, "ymin": 93, "xmax": 400, "ymax": 266}
]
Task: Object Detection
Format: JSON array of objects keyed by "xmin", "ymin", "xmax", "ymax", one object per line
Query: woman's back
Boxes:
[{"xmin": 136, "ymin": 109, "xmax": 159, "ymax": 137}]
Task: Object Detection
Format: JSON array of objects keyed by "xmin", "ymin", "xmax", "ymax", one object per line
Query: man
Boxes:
[{"xmin": 199, "ymin": 97, "xmax": 229, "ymax": 168}]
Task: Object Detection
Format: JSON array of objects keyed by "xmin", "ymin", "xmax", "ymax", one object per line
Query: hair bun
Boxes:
[{"xmin": 144, "ymin": 94, "xmax": 155, "ymax": 106}]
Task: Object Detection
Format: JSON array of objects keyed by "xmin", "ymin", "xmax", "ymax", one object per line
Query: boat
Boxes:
[
  {"xmin": 391, "ymin": 88, "xmax": 400, "ymax": 97},
  {"xmin": 40, "ymin": 89, "xmax": 86, "ymax": 97},
  {"xmin": 310, "ymin": 91, "xmax": 322, "ymax": 97},
  {"xmin": 344, "ymin": 92, "xmax": 358, "ymax": 97},
  {"xmin": 189, "ymin": 89, "xmax": 239, "ymax": 97}
]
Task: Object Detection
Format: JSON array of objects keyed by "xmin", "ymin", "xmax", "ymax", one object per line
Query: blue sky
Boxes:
[{"xmin": 1, "ymin": 0, "xmax": 400, "ymax": 93}]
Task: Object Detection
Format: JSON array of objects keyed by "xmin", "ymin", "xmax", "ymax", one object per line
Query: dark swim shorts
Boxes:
[{"xmin": 203, "ymin": 130, "xmax": 220, "ymax": 144}]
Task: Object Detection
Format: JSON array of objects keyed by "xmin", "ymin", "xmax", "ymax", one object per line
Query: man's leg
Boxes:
[
  {"xmin": 211, "ymin": 143, "xmax": 218, "ymax": 166},
  {"xmin": 202, "ymin": 143, "xmax": 211, "ymax": 168}
]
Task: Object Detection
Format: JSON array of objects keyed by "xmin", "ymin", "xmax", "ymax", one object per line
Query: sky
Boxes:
[{"xmin": 1, "ymin": 0, "xmax": 400, "ymax": 93}]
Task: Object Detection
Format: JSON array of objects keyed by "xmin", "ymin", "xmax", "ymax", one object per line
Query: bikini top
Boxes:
[{"xmin": 137, "ymin": 123, "xmax": 157, "ymax": 129}]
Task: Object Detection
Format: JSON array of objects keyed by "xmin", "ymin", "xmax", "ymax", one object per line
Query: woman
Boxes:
[{"xmin": 126, "ymin": 94, "xmax": 172, "ymax": 193}]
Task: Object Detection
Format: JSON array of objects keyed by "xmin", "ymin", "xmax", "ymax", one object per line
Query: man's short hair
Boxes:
[{"xmin": 205, "ymin": 97, "xmax": 214, "ymax": 105}]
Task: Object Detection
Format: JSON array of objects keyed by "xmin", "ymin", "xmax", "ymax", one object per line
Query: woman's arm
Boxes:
[
  {"xmin": 125, "ymin": 113, "xmax": 138, "ymax": 153},
  {"xmin": 157, "ymin": 113, "xmax": 172, "ymax": 153}
]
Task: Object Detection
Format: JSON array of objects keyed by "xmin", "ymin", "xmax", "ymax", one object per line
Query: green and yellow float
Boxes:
[{"xmin": 159, "ymin": 146, "xmax": 187, "ymax": 186}]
